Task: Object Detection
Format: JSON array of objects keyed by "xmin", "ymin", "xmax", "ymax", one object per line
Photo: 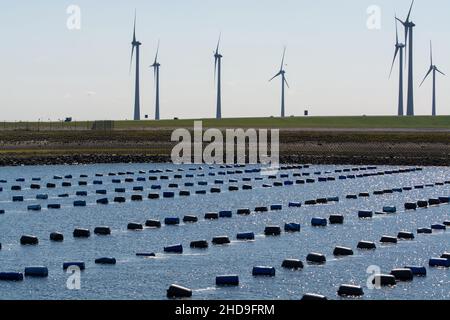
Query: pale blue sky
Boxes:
[{"xmin": 0, "ymin": 0, "xmax": 448, "ymax": 120}]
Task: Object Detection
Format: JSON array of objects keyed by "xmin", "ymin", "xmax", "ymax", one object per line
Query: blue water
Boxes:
[{"xmin": 0, "ymin": 163, "xmax": 448, "ymax": 300}]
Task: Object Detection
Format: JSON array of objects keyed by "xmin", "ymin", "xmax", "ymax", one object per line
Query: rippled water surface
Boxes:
[{"xmin": 0, "ymin": 163, "xmax": 449, "ymax": 300}]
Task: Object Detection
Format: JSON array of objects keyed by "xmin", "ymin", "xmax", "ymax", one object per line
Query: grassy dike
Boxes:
[{"xmin": 0, "ymin": 116, "xmax": 449, "ymax": 166}]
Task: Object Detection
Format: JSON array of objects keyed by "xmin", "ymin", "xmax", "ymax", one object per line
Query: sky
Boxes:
[{"xmin": 0, "ymin": 0, "xmax": 449, "ymax": 121}]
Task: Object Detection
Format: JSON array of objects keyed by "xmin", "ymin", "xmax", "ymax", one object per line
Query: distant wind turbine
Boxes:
[
  {"xmin": 130, "ymin": 11, "xmax": 142, "ymax": 121},
  {"xmin": 420, "ymin": 41, "xmax": 446, "ymax": 117},
  {"xmin": 150, "ymin": 40, "xmax": 161, "ymax": 120},
  {"xmin": 270, "ymin": 47, "xmax": 289, "ymax": 118},
  {"xmin": 396, "ymin": 0, "xmax": 416, "ymax": 116},
  {"xmin": 389, "ymin": 17, "xmax": 405, "ymax": 116},
  {"xmin": 214, "ymin": 35, "xmax": 223, "ymax": 119}
]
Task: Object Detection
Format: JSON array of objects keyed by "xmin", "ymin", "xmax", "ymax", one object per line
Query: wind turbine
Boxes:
[
  {"xmin": 130, "ymin": 12, "xmax": 142, "ymax": 121},
  {"xmin": 396, "ymin": 0, "xmax": 415, "ymax": 116},
  {"xmin": 150, "ymin": 40, "xmax": 161, "ymax": 120},
  {"xmin": 389, "ymin": 17, "xmax": 405, "ymax": 116},
  {"xmin": 214, "ymin": 35, "xmax": 223, "ymax": 119},
  {"xmin": 270, "ymin": 47, "xmax": 289, "ymax": 118},
  {"xmin": 420, "ymin": 41, "xmax": 446, "ymax": 116}
]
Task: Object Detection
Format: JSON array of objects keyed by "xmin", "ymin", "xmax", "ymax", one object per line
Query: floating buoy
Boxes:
[
  {"xmin": 73, "ymin": 228, "xmax": 90, "ymax": 238},
  {"xmin": 113, "ymin": 197, "xmax": 126, "ymax": 203},
  {"xmin": 30, "ymin": 184, "xmax": 41, "ymax": 190},
  {"xmin": 333, "ymin": 246, "xmax": 354, "ymax": 256},
  {"xmin": 428, "ymin": 198, "xmax": 440, "ymax": 206},
  {"xmin": 252, "ymin": 266, "xmax": 275, "ymax": 277},
  {"xmin": 311, "ymin": 217, "xmax": 327, "ymax": 227},
  {"xmin": 282, "ymin": 259, "xmax": 303, "ymax": 269},
  {"xmin": 24, "ymin": 266, "xmax": 48, "ymax": 277},
  {"xmin": 372, "ymin": 274, "xmax": 396, "ymax": 286},
  {"xmin": 62, "ymin": 182, "xmax": 72, "ymax": 187},
  {"xmin": 329, "ymin": 215, "xmax": 344, "ymax": 224},
  {"xmin": 390, "ymin": 268, "xmax": 413, "ymax": 281},
  {"xmin": 179, "ymin": 190, "xmax": 191, "ymax": 196},
  {"xmin": 358, "ymin": 210, "xmax": 373, "ymax": 218},
  {"xmin": 444, "ymin": 221, "xmax": 450, "ymax": 226},
  {"xmin": 284, "ymin": 223, "xmax": 301, "ymax": 232},
  {"xmin": 212, "ymin": 236, "xmax": 230, "ymax": 245},
  {"xmin": 270, "ymin": 204, "xmax": 282, "ymax": 211},
  {"xmin": 163, "ymin": 192, "xmax": 175, "ymax": 198},
  {"xmin": 316, "ymin": 198, "xmax": 328, "ymax": 204},
  {"xmin": 78, "ymin": 181, "xmax": 88, "ymax": 186},
  {"xmin": 417, "ymin": 227, "xmax": 432, "ymax": 234},
  {"xmin": 190, "ymin": 240, "xmax": 208, "ymax": 249},
  {"xmin": 357, "ymin": 241, "xmax": 376, "ymax": 250},
  {"xmin": 47, "ymin": 204, "xmax": 61, "ymax": 209},
  {"xmin": 148, "ymin": 193, "xmax": 160, "ymax": 199},
  {"xmin": 306, "ymin": 253, "xmax": 326, "ymax": 264},
  {"xmin": 27, "ymin": 205, "xmax": 41, "ymax": 211},
  {"xmin": 183, "ymin": 216, "xmax": 198, "ymax": 223},
  {"xmin": 95, "ymin": 257, "xmax": 116, "ymax": 265},
  {"xmin": 11, "ymin": 185, "xmax": 21, "ymax": 191},
  {"xmin": 255, "ymin": 206, "xmax": 268, "ymax": 213},
  {"xmin": 216, "ymin": 275, "xmax": 239, "ymax": 286},
  {"xmin": 63, "ymin": 262, "xmax": 85, "ymax": 270},
  {"xmin": 145, "ymin": 219, "xmax": 162, "ymax": 228},
  {"xmin": 167, "ymin": 284, "xmax": 192, "ymax": 298},
  {"xmin": 50, "ymin": 232, "xmax": 64, "ymax": 242},
  {"xmin": 404, "ymin": 266, "xmax": 427, "ymax": 276},
  {"xmin": 404, "ymin": 203, "xmax": 417, "ymax": 210},
  {"xmin": 219, "ymin": 210, "xmax": 232, "ymax": 218},
  {"xmin": 93, "ymin": 180, "xmax": 103, "ymax": 185},
  {"xmin": 289, "ymin": 202, "xmax": 302, "ymax": 208},
  {"xmin": 373, "ymin": 190, "xmax": 384, "ymax": 195},
  {"xmin": 195, "ymin": 190, "xmax": 207, "ymax": 195},
  {"xmin": 383, "ymin": 206, "xmax": 397, "ymax": 214},
  {"xmin": 397, "ymin": 231, "xmax": 414, "ymax": 240},
  {"xmin": 94, "ymin": 226, "xmax": 111, "ymax": 235},
  {"xmin": 76, "ymin": 191, "xmax": 87, "ymax": 197},
  {"xmin": 165, "ymin": 217, "xmax": 180, "ymax": 225},
  {"xmin": 431, "ymin": 224, "xmax": 446, "ymax": 231},
  {"xmin": 115, "ymin": 188, "xmax": 126, "ymax": 193},
  {"xmin": 12, "ymin": 196, "xmax": 24, "ymax": 202},
  {"xmin": 128, "ymin": 223, "xmax": 143, "ymax": 230},
  {"xmin": 304, "ymin": 200, "xmax": 317, "ymax": 205},
  {"xmin": 205, "ymin": 212, "xmax": 219, "ymax": 220},
  {"xmin": 136, "ymin": 253, "xmax": 155, "ymax": 257},
  {"xmin": 417, "ymin": 200, "xmax": 428, "ymax": 208},
  {"xmin": 439, "ymin": 197, "xmax": 450, "ymax": 203},
  {"xmin": 301, "ymin": 293, "xmax": 327, "ymax": 301},
  {"xmin": 429, "ymin": 258, "xmax": 450, "ymax": 268},
  {"xmin": 229, "ymin": 186, "xmax": 239, "ymax": 191},
  {"xmin": 264, "ymin": 226, "xmax": 281, "ymax": 236},
  {"xmin": 337, "ymin": 284, "xmax": 364, "ymax": 297},
  {"xmin": 236, "ymin": 232, "xmax": 255, "ymax": 240},
  {"xmin": 0, "ymin": 272, "xmax": 24, "ymax": 281},
  {"xmin": 358, "ymin": 192, "xmax": 370, "ymax": 197},
  {"xmin": 151, "ymin": 185, "xmax": 162, "ymax": 190},
  {"xmin": 380, "ymin": 236, "xmax": 397, "ymax": 244},
  {"xmin": 346, "ymin": 194, "xmax": 358, "ymax": 199},
  {"xmin": 73, "ymin": 200, "xmax": 86, "ymax": 207},
  {"xmin": 237, "ymin": 208, "xmax": 251, "ymax": 215},
  {"xmin": 131, "ymin": 195, "xmax": 143, "ymax": 201},
  {"xmin": 210, "ymin": 188, "xmax": 221, "ymax": 193},
  {"xmin": 164, "ymin": 244, "xmax": 183, "ymax": 254},
  {"xmin": 96, "ymin": 198, "xmax": 109, "ymax": 205},
  {"xmin": 96, "ymin": 190, "xmax": 107, "ymax": 195},
  {"xmin": 20, "ymin": 235, "xmax": 38, "ymax": 245}
]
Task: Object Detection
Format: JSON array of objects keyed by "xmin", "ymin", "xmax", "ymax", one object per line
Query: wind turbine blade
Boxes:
[
  {"xmin": 216, "ymin": 33, "xmax": 221, "ymax": 55},
  {"xmin": 214, "ymin": 57, "xmax": 218, "ymax": 82},
  {"xmin": 284, "ymin": 77, "xmax": 290, "ymax": 89},
  {"xmin": 280, "ymin": 47, "xmax": 286, "ymax": 70},
  {"xmin": 153, "ymin": 67, "xmax": 157, "ymax": 86},
  {"xmin": 395, "ymin": 16, "xmax": 399, "ymax": 45},
  {"xmin": 154, "ymin": 40, "xmax": 160, "ymax": 65},
  {"xmin": 133, "ymin": 10, "xmax": 137, "ymax": 42},
  {"xmin": 389, "ymin": 46, "xmax": 400, "ymax": 79},
  {"xmin": 436, "ymin": 68, "xmax": 446, "ymax": 76},
  {"xmin": 406, "ymin": 0, "xmax": 414, "ymax": 22},
  {"xmin": 430, "ymin": 41, "xmax": 433, "ymax": 66},
  {"xmin": 269, "ymin": 71, "xmax": 282, "ymax": 82},
  {"xmin": 130, "ymin": 46, "xmax": 135, "ymax": 74},
  {"xmin": 420, "ymin": 67, "xmax": 433, "ymax": 87}
]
